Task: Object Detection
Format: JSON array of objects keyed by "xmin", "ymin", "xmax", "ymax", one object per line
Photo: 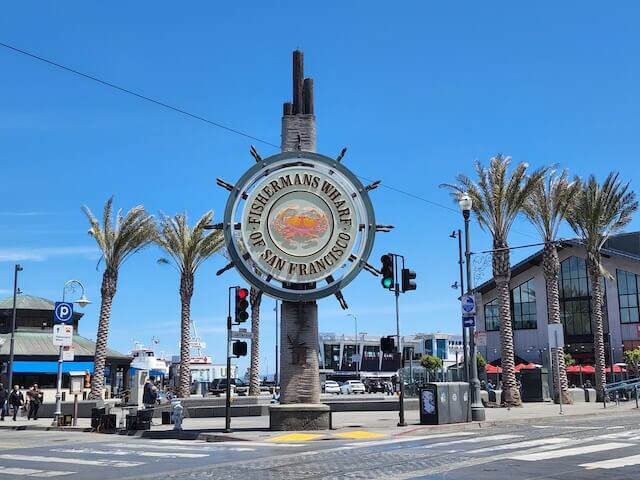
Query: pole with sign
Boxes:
[{"xmin": 548, "ymin": 323, "xmax": 565, "ymax": 414}]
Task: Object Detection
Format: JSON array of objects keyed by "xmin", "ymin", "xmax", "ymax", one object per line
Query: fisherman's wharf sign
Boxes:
[{"xmin": 223, "ymin": 151, "xmax": 376, "ymax": 302}]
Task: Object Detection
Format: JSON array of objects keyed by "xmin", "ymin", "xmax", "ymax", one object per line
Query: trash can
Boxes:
[
  {"xmin": 126, "ymin": 414, "xmax": 138, "ymax": 431},
  {"xmin": 419, "ymin": 383, "xmax": 470, "ymax": 425},
  {"xmin": 101, "ymin": 414, "xmax": 117, "ymax": 431},
  {"xmin": 161, "ymin": 411, "xmax": 173, "ymax": 425},
  {"xmin": 137, "ymin": 409, "xmax": 153, "ymax": 430},
  {"xmin": 91, "ymin": 407, "xmax": 106, "ymax": 429},
  {"xmin": 448, "ymin": 382, "xmax": 470, "ymax": 423}
]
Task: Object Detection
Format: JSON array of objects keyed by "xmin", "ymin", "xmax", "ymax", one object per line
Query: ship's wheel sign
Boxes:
[{"xmin": 219, "ymin": 150, "xmax": 384, "ymax": 303}]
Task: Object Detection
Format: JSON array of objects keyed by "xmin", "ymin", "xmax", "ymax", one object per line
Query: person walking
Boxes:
[
  {"xmin": 27, "ymin": 384, "xmax": 42, "ymax": 420},
  {"xmin": 0, "ymin": 384, "xmax": 8, "ymax": 421},
  {"xmin": 142, "ymin": 377, "xmax": 158, "ymax": 409},
  {"xmin": 8, "ymin": 385, "xmax": 24, "ymax": 421}
]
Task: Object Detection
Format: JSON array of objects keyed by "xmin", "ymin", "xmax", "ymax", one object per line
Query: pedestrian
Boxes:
[
  {"xmin": 27, "ymin": 384, "xmax": 42, "ymax": 420},
  {"xmin": 8, "ymin": 385, "xmax": 24, "ymax": 421},
  {"xmin": 143, "ymin": 377, "xmax": 158, "ymax": 408},
  {"xmin": 0, "ymin": 384, "xmax": 7, "ymax": 421}
]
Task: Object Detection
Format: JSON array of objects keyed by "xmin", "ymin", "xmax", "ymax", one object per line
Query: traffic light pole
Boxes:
[
  {"xmin": 224, "ymin": 286, "xmax": 236, "ymax": 433},
  {"xmin": 393, "ymin": 254, "xmax": 407, "ymax": 427}
]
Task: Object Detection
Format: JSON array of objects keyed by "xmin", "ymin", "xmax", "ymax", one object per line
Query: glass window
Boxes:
[
  {"xmin": 511, "ymin": 279, "xmax": 537, "ymax": 329},
  {"xmin": 559, "ymin": 256, "xmax": 593, "ymax": 335},
  {"xmin": 618, "ymin": 269, "xmax": 640, "ymax": 324},
  {"xmin": 436, "ymin": 339, "xmax": 446, "ymax": 359},
  {"xmin": 484, "ymin": 298, "xmax": 500, "ymax": 331}
]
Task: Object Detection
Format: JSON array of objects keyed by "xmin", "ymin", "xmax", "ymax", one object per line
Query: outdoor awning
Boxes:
[
  {"xmin": 515, "ymin": 363, "xmax": 537, "ymax": 372},
  {"xmin": 11, "ymin": 361, "xmax": 94, "ymax": 374},
  {"xmin": 566, "ymin": 365, "xmax": 596, "ymax": 374}
]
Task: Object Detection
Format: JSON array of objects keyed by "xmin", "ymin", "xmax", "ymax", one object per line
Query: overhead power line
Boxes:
[{"xmin": 0, "ymin": 40, "xmax": 534, "ymax": 234}]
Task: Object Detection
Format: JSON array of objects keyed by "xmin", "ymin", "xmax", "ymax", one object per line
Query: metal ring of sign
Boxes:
[{"xmin": 223, "ymin": 151, "xmax": 376, "ymax": 302}]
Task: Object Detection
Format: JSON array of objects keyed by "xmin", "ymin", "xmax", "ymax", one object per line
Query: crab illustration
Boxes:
[{"xmin": 273, "ymin": 206, "xmax": 329, "ymax": 243}]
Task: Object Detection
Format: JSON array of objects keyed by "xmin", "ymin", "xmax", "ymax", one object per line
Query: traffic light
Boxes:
[
  {"xmin": 401, "ymin": 268, "xmax": 417, "ymax": 292},
  {"xmin": 232, "ymin": 340, "xmax": 247, "ymax": 357},
  {"xmin": 380, "ymin": 254, "xmax": 394, "ymax": 290},
  {"xmin": 381, "ymin": 336, "xmax": 395, "ymax": 353},
  {"xmin": 235, "ymin": 287, "xmax": 249, "ymax": 323}
]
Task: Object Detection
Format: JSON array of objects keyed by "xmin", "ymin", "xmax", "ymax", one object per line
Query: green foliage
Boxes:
[
  {"xmin": 476, "ymin": 352, "xmax": 487, "ymax": 370},
  {"xmin": 564, "ymin": 352, "xmax": 576, "ymax": 367},
  {"xmin": 420, "ymin": 354, "xmax": 443, "ymax": 374},
  {"xmin": 624, "ymin": 347, "xmax": 640, "ymax": 373}
]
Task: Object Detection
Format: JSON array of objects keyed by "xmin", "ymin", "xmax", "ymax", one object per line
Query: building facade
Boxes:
[
  {"xmin": 318, "ymin": 331, "xmax": 463, "ymax": 380},
  {"xmin": 476, "ymin": 232, "xmax": 640, "ymax": 367}
]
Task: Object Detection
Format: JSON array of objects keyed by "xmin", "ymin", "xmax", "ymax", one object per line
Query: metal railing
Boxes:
[{"xmin": 603, "ymin": 377, "xmax": 640, "ymax": 408}]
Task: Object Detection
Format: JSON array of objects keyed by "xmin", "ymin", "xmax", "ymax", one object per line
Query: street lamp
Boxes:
[
  {"xmin": 347, "ymin": 314, "xmax": 359, "ymax": 372},
  {"xmin": 53, "ymin": 280, "xmax": 91, "ymax": 426},
  {"xmin": 7, "ymin": 264, "xmax": 23, "ymax": 393},
  {"xmin": 459, "ymin": 192, "xmax": 486, "ymax": 421}
]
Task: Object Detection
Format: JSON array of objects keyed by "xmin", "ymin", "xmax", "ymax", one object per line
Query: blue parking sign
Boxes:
[{"xmin": 54, "ymin": 302, "xmax": 74, "ymax": 324}]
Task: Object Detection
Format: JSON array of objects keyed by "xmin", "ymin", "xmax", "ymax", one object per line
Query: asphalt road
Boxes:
[{"xmin": 2, "ymin": 413, "xmax": 640, "ymax": 479}]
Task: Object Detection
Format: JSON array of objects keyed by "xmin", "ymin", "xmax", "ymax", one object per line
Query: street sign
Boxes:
[
  {"xmin": 231, "ymin": 329, "xmax": 253, "ymax": 340},
  {"xmin": 53, "ymin": 324, "xmax": 73, "ymax": 346},
  {"xmin": 548, "ymin": 323, "xmax": 565, "ymax": 348},
  {"xmin": 62, "ymin": 346, "xmax": 75, "ymax": 361},
  {"xmin": 461, "ymin": 295, "xmax": 476, "ymax": 316},
  {"xmin": 474, "ymin": 331, "xmax": 487, "ymax": 347},
  {"xmin": 462, "ymin": 316, "xmax": 476, "ymax": 328},
  {"xmin": 54, "ymin": 302, "xmax": 74, "ymax": 325}
]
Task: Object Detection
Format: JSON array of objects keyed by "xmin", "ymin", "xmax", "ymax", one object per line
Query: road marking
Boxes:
[
  {"xmin": 333, "ymin": 431, "xmax": 386, "ymax": 440},
  {"xmin": 426, "ymin": 434, "xmax": 522, "ymax": 448},
  {"xmin": 508, "ymin": 442, "xmax": 632, "ymax": 461},
  {"xmin": 0, "ymin": 454, "xmax": 144, "ymax": 468},
  {"xmin": 269, "ymin": 433, "xmax": 323, "ymax": 442},
  {"xmin": 51, "ymin": 448, "xmax": 209, "ymax": 459},
  {"xmin": 469, "ymin": 437, "xmax": 570, "ymax": 453},
  {"xmin": 0, "ymin": 466, "xmax": 75, "ymax": 477},
  {"xmin": 531, "ymin": 425, "xmax": 599, "ymax": 430},
  {"xmin": 345, "ymin": 431, "xmax": 476, "ymax": 447},
  {"xmin": 597, "ymin": 429, "xmax": 640, "ymax": 440},
  {"xmin": 581, "ymin": 453, "xmax": 640, "ymax": 470}
]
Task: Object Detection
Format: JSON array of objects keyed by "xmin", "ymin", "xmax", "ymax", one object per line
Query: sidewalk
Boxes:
[{"xmin": 1, "ymin": 400, "xmax": 637, "ymax": 441}]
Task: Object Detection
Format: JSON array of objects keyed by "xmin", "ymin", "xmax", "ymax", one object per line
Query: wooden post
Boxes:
[
  {"xmin": 303, "ymin": 78, "xmax": 314, "ymax": 115},
  {"xmin": 293, "ymin": 50, "xmax": 304, "ymax": 115}
]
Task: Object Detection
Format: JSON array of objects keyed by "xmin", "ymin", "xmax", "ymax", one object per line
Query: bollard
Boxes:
[{"xmin": 171, "ymin": 400, "xmax": 183, "ymax": 431}]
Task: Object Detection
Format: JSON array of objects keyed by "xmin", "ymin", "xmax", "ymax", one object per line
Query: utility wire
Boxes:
[
  {"xmin": 0, "ymin": 41, "xmax": 280, "ymax": 149},
  {"xmin": 0, "ymin": 40, "xmax": 537, "ymax": 235}
]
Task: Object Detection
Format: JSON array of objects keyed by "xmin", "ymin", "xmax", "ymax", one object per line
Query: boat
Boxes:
[{"xmin": 130, "ymin": 341, "xmax": 170, "ymax": 378}]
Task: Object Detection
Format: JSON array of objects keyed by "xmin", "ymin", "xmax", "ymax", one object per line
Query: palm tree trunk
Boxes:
[
  {"xmin": 493, "ymin": 243, "xmax": 521, "ymax": 406},
  {"xmin": 543, "ymin": 243, "xmax": 572, "ymax": 404},
  {"xmin": 249, "ymin": 286, "xmax": 263, "ymax": 396},
  {"xmin": 178, "ymin": 273, "xmax": 194, "ymax": 399},
  {"xmin": 89, "ymin": 267, "xmax": 118, "ymax": 400},
  {"xmin": 587, "ymin": 253, "xmax": 607, "ymax": 400}
]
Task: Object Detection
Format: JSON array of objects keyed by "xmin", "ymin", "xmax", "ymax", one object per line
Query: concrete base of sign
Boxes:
[
  {"xmin": 269, "ymin": 403, "xmax": 330, "ymax": 431},
  {"xmin": 566, "ymin": 388, "xmax": 587, "ymax": 403}
]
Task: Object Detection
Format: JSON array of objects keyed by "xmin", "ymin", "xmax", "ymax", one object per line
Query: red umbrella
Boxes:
[
  {"xmin": 486, "ymin": 364, "xmax": 502, "ymax": 374},
  {"xmin": 515, "ymin": 362, "xmax": 536, "ymax": 372},
  {"xmin": 605, "ymin": 365, "xmax": 626, "ymax": 373}
]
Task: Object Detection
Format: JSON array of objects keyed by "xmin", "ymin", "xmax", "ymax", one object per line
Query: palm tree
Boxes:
[
  {"xmin": 83, "ymin": 197, "xmax": 156, "ymax": 399},
  {"xmin": 443, "ymin": 155, "xmax": 545, "ymax": 406},
  {"xmin": 156, "ymin": 211, "xmax": 224, "ymax": 399},
  {"xmin": 522, "ymin": 169, "xmax": 577, "ymax": 404},
  {"xmin": 248, "ymin": 285, "xmax": 263, "ymax": 396},
  {"xmin": 566, "ymin": 173, "xmax": 638, "ymax": 399}
]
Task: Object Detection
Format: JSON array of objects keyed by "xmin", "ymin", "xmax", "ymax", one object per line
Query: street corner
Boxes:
[{"xmin": 332, "ymin": 430, "xmax": 387, "ymax": 440}]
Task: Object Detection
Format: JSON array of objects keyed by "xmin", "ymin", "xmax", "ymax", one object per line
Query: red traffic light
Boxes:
[{"xmin": 238, "ymin": 288, "xmax": 249, "ymax": 299}]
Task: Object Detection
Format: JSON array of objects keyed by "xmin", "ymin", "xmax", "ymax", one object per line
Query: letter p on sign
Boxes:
[{"xmin": 54, "ymin": 301, "xmax": 74, "ymax": 324}]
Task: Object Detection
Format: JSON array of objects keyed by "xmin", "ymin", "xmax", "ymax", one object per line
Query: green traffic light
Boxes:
[{"xmin": 382, "ymin": 277, "xmax": 393, "ymax": 288}]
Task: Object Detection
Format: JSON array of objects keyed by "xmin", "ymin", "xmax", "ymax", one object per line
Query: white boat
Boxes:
[{"xmin": 130, "ymin": 341, "xmax": 170, "ymax": 377}]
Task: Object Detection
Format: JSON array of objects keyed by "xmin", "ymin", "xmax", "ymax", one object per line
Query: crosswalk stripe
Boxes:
[
  {"xmin": 0, "ymin": 454, "xmax": 144, "ymax": 468},
  {"xmin": 51, "ymin": 448, "xmax": 209, "ymax": 459},
  {"xmin": 0, "ymin": 466, "xmax": 75, "ymax": 478},
  {"xmin": 468, "ymin": 437, "xmax": 570, "ymax": 453},
  {"xmin": 597, "ymin": 429, "xmax": 640, "ymax": 440},
  {"xmin": 508, "ymin": 442, "xmax": 632, "ymax": 461},
  {"xmin": 345, "ymin": 431, "xmax": 476, "ymax": 447},
  {"xmin": 580, "ymin": 453, "xmax": 640, "ymax": 470},
  {"xmin": 427, "ymin": 434, "xmax": 522, "ymax": 448}
]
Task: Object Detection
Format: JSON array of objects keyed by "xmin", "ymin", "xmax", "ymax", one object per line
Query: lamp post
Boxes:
[
  {"xmin": 7, "ymin": 264, "xmax": 23, "ymax": 393},
  {"xmin": 53, "ymin": 280, "xmax": 91, "ymax": 426},
  {"xmin": 347, "ymin": 314, "xmax": 358, "ymax": 372},
  {"xmin": 459, "ymin": 192, "xmax": 486, "ymax": 421},
  {"xmin": 451, "ymin": 230, "xmax": 468, "ymax": 383}
]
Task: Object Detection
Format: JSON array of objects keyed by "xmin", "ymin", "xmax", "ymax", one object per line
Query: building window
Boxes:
[
  {"xmin": 511, "ymin": 279, "xmax": 537, "ymax": 329},
  {"xmin": 436, "ymin": 339, "xmax": 446, "ymax": 359},
  {"xmin": 484, "ymin": 299, "xmax": 500, "ymax": 331},
  {"xmin": 618, "ymin": 269, "xmax": 640, "ymax": 324},
  {"xmin": 424, "ymin": 339, "xmax": 433, "ymax": 356},
  {"xmin": 559, "ymin": 256, "xmax": 593, "ymax": 336},
  {"xmin": 323, "ymin": 344, "xmax": 341, "ymax": 370}
]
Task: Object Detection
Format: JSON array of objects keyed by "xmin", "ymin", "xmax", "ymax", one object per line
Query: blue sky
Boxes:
[{"xmin": 1, "ymin": 2, "xmax": 639, "ymax": 376}]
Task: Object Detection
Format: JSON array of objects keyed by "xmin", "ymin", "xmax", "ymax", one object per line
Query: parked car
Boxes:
[
  {"xmin": 340, "ymin": 380, "xmax": 366, "ymax": 394},
  {"xmin": 323, "ymin": 380, "xmax": 341, "ymax": 394},
  {"xmin": 209, "ymin": 378, "xmax": 248, "ymax": 396},
  {"xmin": 364, "ymin": 378, "xmax": 385, "ymax": 393}
]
